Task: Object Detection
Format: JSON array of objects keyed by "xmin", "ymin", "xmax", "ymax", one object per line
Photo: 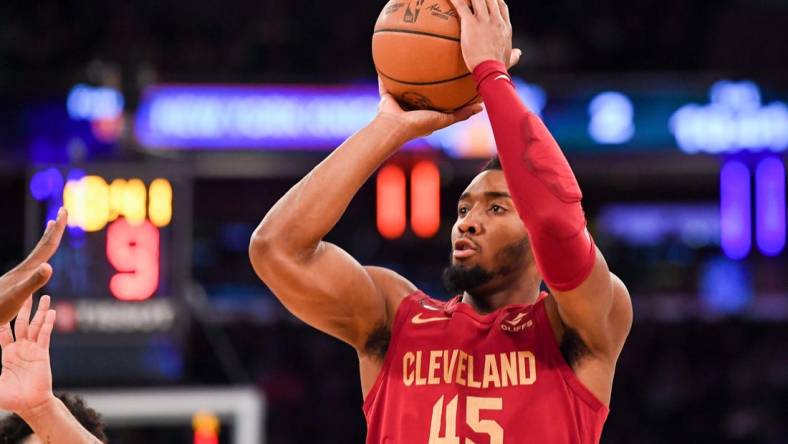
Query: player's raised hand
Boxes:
[
  {"xmin": 377, "ymin": 77, "xmax": 483, "ymax": 140},
  {"xmin": 0, "ymin": 295, "xmax": 57, "ymax": 419},
  {"xmin": 450, "ymin": 0, "xmax": 522, "ymax": 72},
  {"xmin": 0, "ymin": 208, "xmax": 66, "ymax": 324}
]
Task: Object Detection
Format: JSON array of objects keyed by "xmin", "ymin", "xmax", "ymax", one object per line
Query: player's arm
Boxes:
[
  {"xmin": 0, "ymin": 296, "xmax": 103, "ymax": 443},
  {"xmin": 451, "ymin": 0, "xmax": 632, "ymax": 359},
  {"xmin": 0, "ymin": 208, "xmax": 67, "ymax": 324},
  {"xmin": 249, "ymin": 88, "xmax": 481, "ymax": 351}
]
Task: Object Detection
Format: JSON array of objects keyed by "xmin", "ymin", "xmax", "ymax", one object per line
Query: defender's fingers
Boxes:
[
  {"xmin": 13, "ymin": 296, "xmax": 33, "ymax": 341},
  {"xmin": 27, "ymin": 295, "xmax": 51, "ymax": 342},
  {"xmin": 13, "ymin": 263, "xmax": 52, "ymax": 297},
  {"xmin": 0, "ymin": 323, "xmax": 13, "ymax": 348},
  {"xmin": 21, "ymin": 208, "xmax": 67, "ymax": 268},
  {"xmin": 36, "ymin": 310, "xmax": 56, "ymax": 349},
  {"xmin": 0, "ymin": 264, "xmax": 50, "ymax": 325}
]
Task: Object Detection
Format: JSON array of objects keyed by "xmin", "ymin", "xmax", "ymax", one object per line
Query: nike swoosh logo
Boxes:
[{"xmin": 412, "ymin": 313, "xmax": 451, "ymax": 324}]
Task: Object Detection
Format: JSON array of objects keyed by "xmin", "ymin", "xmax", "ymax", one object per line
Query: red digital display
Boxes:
[{"xmin": 107, "ymin": 218, "xmax": 161, "ymax": 301}]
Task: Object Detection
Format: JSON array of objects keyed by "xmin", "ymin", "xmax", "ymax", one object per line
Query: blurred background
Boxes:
[{"xmin": 1, "ymin": 0, "xmax": 786, "ymax": 443}]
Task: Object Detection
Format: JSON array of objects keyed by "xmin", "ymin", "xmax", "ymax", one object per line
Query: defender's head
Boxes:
[
  {"xmin": 0, "ymin": 394, "xmax": 107, "ymax": 444},
  {"xmin": 443, "ymin": 157, "xmax": 534, "ymax": 299}
]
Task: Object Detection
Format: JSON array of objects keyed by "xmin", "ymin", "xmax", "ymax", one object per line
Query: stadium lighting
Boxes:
[
  {"xmin": 755, "ymin": 157, "xmax": 786, "ymax": 256},
  {"xmin": 720, "ymin": 160, "xmax": 751, "ymax": 260},
  {"xmin": 67, "ymin": 84, "xmax": 124, "ymax": 121},
  {"xmin": 670, "ymin": 80, "xmax": 788, "ymax": 154},
  {"xmin": 588, "ymin": 91, "xmax": 635, "ymax": 144}
]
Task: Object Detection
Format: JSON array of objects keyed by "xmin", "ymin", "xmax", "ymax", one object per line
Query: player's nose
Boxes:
[{"xmin": 457, "ymin": 214, "xmax": 482, "ymax": 236}]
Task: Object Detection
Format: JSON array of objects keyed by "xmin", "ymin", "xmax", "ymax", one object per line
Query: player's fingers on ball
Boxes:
[
  {"xmin": 471, "ymin": 0, "xmax": 488, "ymax": 19},
  {"xmin": 486, "ymin": 0, "xmax": 501, "ymax": 20},
  {"xmin": 449, "ymin": 0, "xmax": 472, "ymax": 20},
  {"xmin": 0, "ymin": 323, "xmax": 13, "ymax": 348},
  {"xmin": 498, "ymin": 0, "xmax": 510, "ymax": 23},
  {"xmin": 454, "ymin": 103, "xmax": 483, "ymax": 122},
  {"xmin": 37, "ymin": 310, "xmax": 56, "ymax": 349},
  {"xmin": 27, "ymin": 295, "xmax": 50, "ymax": 342},
  {"xmin": 13, "ymin": 296, "xmax": 33, "ymax": 341}
]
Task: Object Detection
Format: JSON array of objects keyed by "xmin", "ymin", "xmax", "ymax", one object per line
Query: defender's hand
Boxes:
[
  {"xmin": 376, "ymin": 78, "xmax": 483, "ymax": 141},
  {"xmin": 0, "ymin": 208, "xmax": 67, "ymax": 324},
  {"xmin": 449, "ymin": 0, "xmax": 522, "ymax": 72},
  {"xmin": 0, "ymin": 296, "xmax": 57, "ymax": 419}
]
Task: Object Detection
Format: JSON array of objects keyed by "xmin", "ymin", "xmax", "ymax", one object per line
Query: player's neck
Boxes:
[{"xmin": 460, "ymin": 269, "xmax": 542, "ymax": 314}]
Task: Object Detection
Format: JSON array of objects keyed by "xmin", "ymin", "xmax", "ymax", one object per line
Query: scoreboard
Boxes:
[{"xmin": 25, "ymin": 163, "xmax": 192, "ymax": 384}]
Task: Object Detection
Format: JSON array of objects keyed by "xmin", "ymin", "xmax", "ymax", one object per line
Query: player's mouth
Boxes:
[{"xmin": 453, "ymin": 238, "xmax": 478, "ymax": 259}]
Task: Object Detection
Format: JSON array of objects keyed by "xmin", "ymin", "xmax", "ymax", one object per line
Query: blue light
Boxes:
[
  {"xmin": 30, "ymin": 168, "xmax": 64, "ymax": 201},
  {"xmin": 66, "ymin": 168, "xmax": 86, "ymax": 182},
  {"xmin": 513, "ymin": 79, "xmax": 547, "ymax": 116},
  {"xmin": 670, "ymin": 80, "xmax": 788, "ymax": 154},
  {"xmin": 720, "ymin": 160, "xmax": 751, "ymax": 260},
  {"xmin": 136, "ymin": 85, "xmax": 380, "ymax": 149},
  {"xmin": 67, "ymin": 84, "xmax": 124, "ymax": 121},
  {"xmin": 597, "ymin": 203, "xmax": 719, "ymax": 247},
  {"xmin": 699, "ymin": 256, "xmax": 753, "ymax": 315},
  {"xmin": 588, "ymin": 91, "xmax": 635, "ymax": 144},
  {"xmin": 135, "ymin": 81, "xmax": 547, "ymax": 156},
  {"xmin": 755, "ymin": 157, "xmax": 786, "ymax": 256}
]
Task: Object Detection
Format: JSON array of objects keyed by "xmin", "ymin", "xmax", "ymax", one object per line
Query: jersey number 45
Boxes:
[{"xmin": 429, "ymin": 395, "xmax": 503, "ymax": 444}]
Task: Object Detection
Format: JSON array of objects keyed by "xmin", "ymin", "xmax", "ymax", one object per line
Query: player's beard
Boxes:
[{"xmin": 442, "ymin": 237, "xmax": 532, "ymax": 298}]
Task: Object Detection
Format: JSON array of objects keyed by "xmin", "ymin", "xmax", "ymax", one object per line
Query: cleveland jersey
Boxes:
[{"xmin": 363, "ymin": 291, "xmax": 608, "ymax": 444}]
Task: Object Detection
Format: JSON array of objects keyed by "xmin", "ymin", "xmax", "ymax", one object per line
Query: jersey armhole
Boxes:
[
  {"xmin": 536, "ymin": 298, "xmax": 609, "ymax": 414},
  {"xmin": 362, "ymin": 290, "xmax": 420, "ymax": 416}
]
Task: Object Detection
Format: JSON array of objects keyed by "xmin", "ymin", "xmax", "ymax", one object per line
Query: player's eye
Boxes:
[
  {"xmin": 458, "ymin": 206, "xmax": 469, "ymax": 216},
  {"xmin": 490, "ymin": 204, "xmax": 505, "ymax": 214}
]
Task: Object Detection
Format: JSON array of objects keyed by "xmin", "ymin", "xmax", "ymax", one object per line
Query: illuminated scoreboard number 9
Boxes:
[
  {"xmin": 41, "ymin": 173, "xmax": 174, "ymax": 302},
  {"xmin": 66, "ymin": 176, "xmax": 172, "ymax": 301}
]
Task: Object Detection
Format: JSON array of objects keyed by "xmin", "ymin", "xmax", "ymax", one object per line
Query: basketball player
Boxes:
[
  {"xmin": 249, "ymin": 0, "xmax": 632, "ymax": 441},
  {"xmin": 0, "ymin": 208, "xmax": 66, "ymax": 324},
  {"xmin": 0, "ymin": 296, "xmax": 105, "ymax": 443}
]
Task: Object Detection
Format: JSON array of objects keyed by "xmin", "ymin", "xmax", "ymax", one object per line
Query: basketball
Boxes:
[{"xmin": 372, "ymin": 0, "xmax": 477, "ymax": 112}]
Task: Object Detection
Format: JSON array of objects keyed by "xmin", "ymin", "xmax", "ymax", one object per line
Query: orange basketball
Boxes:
[{"xmin": 372, "ymin": 0, "xmax": 476, "ymax": 112}]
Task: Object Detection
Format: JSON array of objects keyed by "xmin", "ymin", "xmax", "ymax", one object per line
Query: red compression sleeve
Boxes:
[{"xmin": 473, "ymin": 60, "xmax": 595, "ymax": 291}]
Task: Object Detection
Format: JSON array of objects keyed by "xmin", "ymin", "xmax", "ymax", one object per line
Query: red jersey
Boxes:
[{"xmin": 363, "ymin": 291, "xmax": 608, "ymax": 444}]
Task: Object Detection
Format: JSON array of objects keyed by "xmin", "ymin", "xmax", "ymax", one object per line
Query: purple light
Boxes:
[
  {"xmin": 720, "ymin": 160, "xmax": 751, "ymax": 260},
  {"xmin": 30, "ymin": 168, "xmax": 64, "ymax": 201},
  {"xmin": 755, "ymin": 157, "xmax": 786, "ymax": 256},
  {"xmin": 134, "ymin": 85, "xmax": 380, "ymax": 150}
]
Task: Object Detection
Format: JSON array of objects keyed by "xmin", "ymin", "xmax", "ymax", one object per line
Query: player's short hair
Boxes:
[
  {"xmin": 482, "ymin": 156, "xmax": 501, "ymax": 172},
  {"xmin": 0, "ymin": 393, "xmax": 108, "ymax": 444}
]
